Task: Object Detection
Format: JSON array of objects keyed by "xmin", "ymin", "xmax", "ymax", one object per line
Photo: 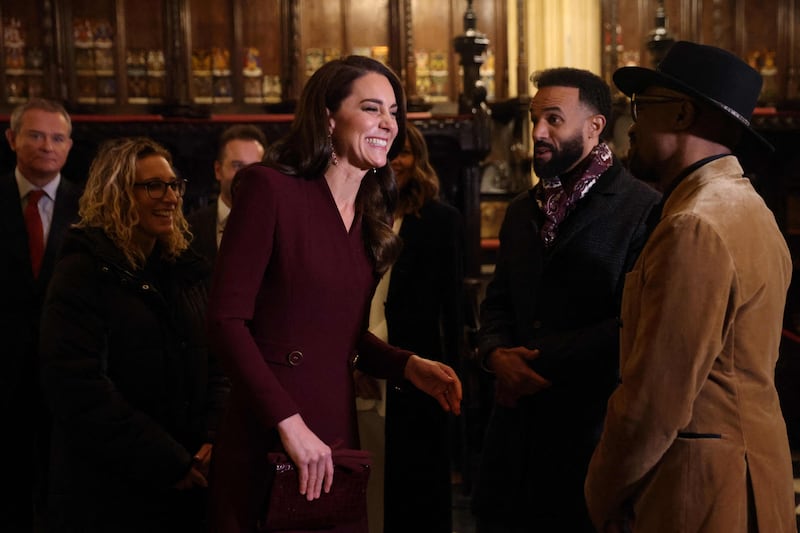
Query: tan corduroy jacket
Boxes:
[{"xmin": 585, "ymin": 156, "xmax": 797, "ymax": 533}]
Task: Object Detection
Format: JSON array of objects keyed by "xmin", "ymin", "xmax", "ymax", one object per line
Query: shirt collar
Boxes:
[
  {"xmin": 216, "ymin": 198, "xmax": 231, "ymax": 226},
  {"xmin": 15, "ymin": 168, "xmax": 61, "ymax": 200}
]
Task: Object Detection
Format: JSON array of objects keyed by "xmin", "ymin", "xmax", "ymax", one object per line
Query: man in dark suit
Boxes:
[
  {"xmin": 1, "ymin": 98, "xmax": 80, "ymax": 532},
  {"xmin": 471, "ymin": 68, "xmax": 661, "ymax": 533},
  {"xmin": 187, "ymin": 124, "xmax": 266, "ymax": 266}
]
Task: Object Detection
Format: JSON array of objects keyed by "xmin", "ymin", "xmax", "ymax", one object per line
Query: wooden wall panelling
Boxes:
[
  {"xmin": 72, "ymin": 0, "xmax": 128, "ymax": 108},
  {"xmin": 392, "ymin": 0, "xmax": 412, "ymax": 98},
  {"xmin": 119, "ymin": 0, "xmax": 169, "ymax": 107},
  {"xmin": 58, "ymin": 0, "xmax": 179, "ymax": 110},
  {"xmin": 698, "ymin": 0, "xmax": 735, "ymax": 50},
  {"xmin": 412, "ymin": 0, "xmax": 455, "ymax": 102},
  {"xmin": 113, "ymin": 0, "xmax": 127, "ymax": 104},
  {"xmin": 296, "ymin": 0, "xmax": 393, "ymax": 96},
  {"xmin": 170, "ymin": 0, "xmax": 189, "ymax": 106},
  {"xmin": 604, "ymin": 0, "xmax": 798, "ymax": 105},
  {"xmin": 345, "ymin": 0, "xmax": 390, "ymax": 56},
  {"xmin": 0, "ymin": 0, "xmax": 60, "ymax": 108},
  {"xmin": 42, "ymin": 0, "xmax": 59, "ymax": 98},
  {"xmin": 237, "ymin": 0, "xmax": 284, "ymax": 107},
  {"xmin": 1, "ymin": 0, "xmax": 506, "ymax": 111},
  {"xmin": 740, "ymin": 0, "xmax": 781, "ymax": 102},
  {"xmin": 405, "ymin": 0, "xmax": 504, "ymax": 105},
  {"xmin": 297, "ymin": 0, "xmax": 343, "ymax": 91},
  {"xmin": 231, "ymin": 0, "xmax": 245, "ymax": 106},
  {"xmin": 51, "ymin": 0, "xmax": 69, "ymax": 102},
  {"xmin": 775, "ymin": 0, "xmax": 796, "ymax": 102},
  {"xmin": 60, "ymin": 1, "xmax": 78, "ymax": 106},
  {"xmin": 186, "ymin": 0, "xmax": 233, "ymax": 107},
  {"xmin": 283, "ymin": 0, "xmax": 299, "ymax": 102},
  {"xmin": 468, "ymin": 0, "xmax": 506, "ymax": 101}
]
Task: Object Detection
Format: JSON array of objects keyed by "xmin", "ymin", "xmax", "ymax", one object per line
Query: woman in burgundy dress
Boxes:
[{"xmin": 207, "ymin": 55, "xmax": 462, "ymax": 533}]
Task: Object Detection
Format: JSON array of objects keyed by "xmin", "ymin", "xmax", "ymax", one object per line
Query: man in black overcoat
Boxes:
[{"xmin": 472, "ymin": 68, "xmax": 661, "ymax": 532}]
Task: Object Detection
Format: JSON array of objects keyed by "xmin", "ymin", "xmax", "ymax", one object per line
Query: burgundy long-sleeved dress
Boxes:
[{"xmin": 206, "ymin": 165, "xmax": 411, "ymax": 533}]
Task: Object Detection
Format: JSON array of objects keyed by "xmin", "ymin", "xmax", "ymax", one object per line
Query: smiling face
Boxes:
[
  {"xmin": 5, "ymin": 109, "xmax": 73, "ymax": 186},
  {"xmin": 390, "ymin": 137, "xmax": 414, "ymax": 189},
  {"xmin": 132, "ymin": 155, "xmax": 179, "ymax": 255},
  {"xmin": 530, "ymin": 86, "xmax": 602, "ymax": 180},
  {"xmin": 328, "ymin": 72, "xmax": 399, "ymax": 171}
]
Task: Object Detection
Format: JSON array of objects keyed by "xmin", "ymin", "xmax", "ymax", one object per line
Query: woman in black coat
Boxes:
[
  {"xmin": 382, "ymin": 124, "xmax": 464, "ymax": 532},
  {"xmin": 40, "ymin": 137, "xmax": 229, "ymax": 533}
]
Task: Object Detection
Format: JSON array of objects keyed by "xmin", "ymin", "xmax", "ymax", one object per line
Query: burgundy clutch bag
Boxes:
[{"xmin": 258, "ymin": 448, "xmax": 372, "ymax": 532}]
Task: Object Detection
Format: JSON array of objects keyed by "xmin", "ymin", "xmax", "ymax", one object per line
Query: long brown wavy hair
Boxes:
[
  {"xmin": 264, "ymin": 55, "xmax": 407, "ymax": 276},
  {"xmin": 76, "ymin": 137, "xmax": 189, "ymax": 268},
  {"xmin": 395, "ymin": 123, "xmax": 440, "ymax": 217}
]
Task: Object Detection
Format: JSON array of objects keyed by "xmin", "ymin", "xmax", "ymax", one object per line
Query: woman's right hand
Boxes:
[{"xmin": 276, "ymin": 413, "xmax": 333, "ymax": 500}]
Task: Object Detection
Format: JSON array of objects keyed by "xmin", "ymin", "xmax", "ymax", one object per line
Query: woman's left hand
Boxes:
[{"xmin": 403, "ymin": 354, "xmax": 462, "ymax": 415}]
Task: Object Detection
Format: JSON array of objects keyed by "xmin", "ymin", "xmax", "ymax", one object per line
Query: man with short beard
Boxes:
[{"xmin": 471, "ymin": 67, "xmax": 661, "ymax": 533}]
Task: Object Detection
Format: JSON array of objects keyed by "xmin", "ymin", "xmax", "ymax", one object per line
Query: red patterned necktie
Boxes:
[{"xmin": 24, "ymin": 189, "xmax": 45, "ymax": 278}]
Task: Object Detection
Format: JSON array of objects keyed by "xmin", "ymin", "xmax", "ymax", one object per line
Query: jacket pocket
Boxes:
[{"xmin": 676, "ymin": 431, "xmax": 722, "ymax": 439}]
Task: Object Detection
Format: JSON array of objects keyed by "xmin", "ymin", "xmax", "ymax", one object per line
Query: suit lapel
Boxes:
[
  {"xmin": 0, "ymin": 173, "xmax": 30, "ymax": 275},
  {"xmin": 198, "ymin": 207, "xmax": 218, "ymax": 265},
  {"xmin": 39, "ymin": 178, "xmax": 80, "ymax": 284}
]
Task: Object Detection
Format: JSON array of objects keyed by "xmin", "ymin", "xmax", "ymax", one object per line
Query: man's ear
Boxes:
[
  {"xmin": 5, "ymin": 128, "xmax": 16, "ymax": 151},
  {"xmin": 588, "ymin": 114, "xmax": 606, "ymax": 139}
]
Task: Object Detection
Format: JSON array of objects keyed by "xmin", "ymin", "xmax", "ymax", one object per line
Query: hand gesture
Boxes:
[
  {"xmin": 403, "ymin": 354, "xmax": 462, "ymax": 415},
  {"xmin": 489, "ymin": 346, "xmax": 551, "ymax": 407},
  {"xmin": 276, "ymin": 413, "xmax": 333, "ymax": 500}
]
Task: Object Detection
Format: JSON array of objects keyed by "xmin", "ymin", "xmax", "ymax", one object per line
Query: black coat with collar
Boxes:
[
  {"xmin": 0, "ymin": 171, "xmax": 80, "ymax": 528},
  {"xmin": 383, "ymin": 199, "xmax": 464, "ymax": 533},
  {"xmin": 473, "ymin": 158, "xmax": 661, "ymax": 529},
  {"xmin": 40, "ymin": 227, "xmax": 229, "ymax": 532}
]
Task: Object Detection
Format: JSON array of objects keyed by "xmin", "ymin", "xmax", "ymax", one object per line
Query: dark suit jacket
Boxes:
[
  {"xmin": 473, "ymin": 158, "xmax": 661, "ymax": 530},
  {"xmin": 187, "ymin": 203, "xmax": 218, "ymax": 268},
  {"xmin": 0, "ymin": 171, "xmax": 80, "ymax": 527}
]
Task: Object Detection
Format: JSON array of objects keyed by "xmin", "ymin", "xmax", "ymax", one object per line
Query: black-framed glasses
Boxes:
[
  {"xmin": 133, "ymin": 179, "xmax": 187, "ymax": 199},
  {"xmin": 630, "ymin": 93, "xmax": 688, "ymax": 122}
]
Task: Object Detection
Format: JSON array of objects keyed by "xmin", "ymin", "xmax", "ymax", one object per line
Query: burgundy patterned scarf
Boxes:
[{"xmin": 536, "ymin": 142, "xmax": 613, "ymax": 247}]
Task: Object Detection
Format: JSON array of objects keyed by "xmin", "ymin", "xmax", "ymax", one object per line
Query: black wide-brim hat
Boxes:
[{"xmin": 614, "ymin": 40, "xmax": 773, "ymax": 152}]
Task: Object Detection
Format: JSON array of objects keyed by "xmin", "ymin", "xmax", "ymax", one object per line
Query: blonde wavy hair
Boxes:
[{"xmin": 76, "ymin": 137, "xmax": 189, "ymax": 268}]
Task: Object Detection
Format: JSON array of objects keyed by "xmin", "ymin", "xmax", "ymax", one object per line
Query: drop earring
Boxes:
[{"xmin": 329, "ymin": 134, "xmax": 339, "ymax": 166}]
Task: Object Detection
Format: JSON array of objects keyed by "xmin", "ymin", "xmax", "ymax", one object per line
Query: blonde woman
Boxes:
[{"xmin": 40, "ymin": 137, "xmax": 228, "ymax": 533}]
